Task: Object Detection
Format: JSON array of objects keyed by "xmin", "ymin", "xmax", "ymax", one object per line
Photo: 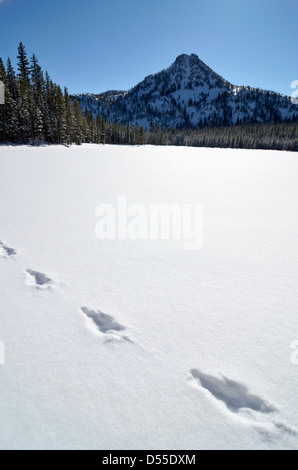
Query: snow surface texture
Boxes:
[{"xmin": 0, "ymin": 144, "xmax": 298, "ymax": 450}]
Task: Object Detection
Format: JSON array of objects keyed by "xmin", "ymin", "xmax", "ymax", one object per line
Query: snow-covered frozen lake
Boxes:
[{"xmin": 0, "ymin": 144, "xmax": 298, "ymax": 450}]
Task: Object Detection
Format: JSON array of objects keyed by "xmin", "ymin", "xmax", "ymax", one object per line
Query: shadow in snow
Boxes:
[
  {"xmin": 0, "ymin": 241, "xmax": 17, "ymax": 257},
  {"xmin": 26, "ymin": 270, "xmax": 52, "ymax": 287},
  {"xmin": 81, "ymin": 307, "xmax": 126, "ymax": 335},
  {"xmin": 190, "ymin": 369, "xmax": 276, "ymax": 414}
]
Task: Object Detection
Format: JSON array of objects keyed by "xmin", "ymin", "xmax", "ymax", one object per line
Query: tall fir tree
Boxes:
[
  {"xmin": 64, "ymin": 87, "xmax": 74, "ymax": 145},
  {"xmin": 17, "ymin": 42, "xmax": 30, "ymax": 89},
  {"xmin": 6, "ymin": 58, "xmax": 18, "ymax": 101}
]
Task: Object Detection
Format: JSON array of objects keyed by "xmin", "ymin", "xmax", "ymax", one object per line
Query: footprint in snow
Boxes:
[
  {"xmin": 0, "ymin": 241, "xmax": 17, "ymax": 257},
  {"xmin": 81, "ymin": 307, "xmax": 131, "ymax": 342},
  {"xmin": 26, "ymin": 270, "xmax": 53, "ymax": 289},
  {"xmin": 190, "ymin": 368, "xmax": 275, "ymax": 414},
  {"xmin": 189, "ymin": 368, "xmax": 297, "ymax": 438}
]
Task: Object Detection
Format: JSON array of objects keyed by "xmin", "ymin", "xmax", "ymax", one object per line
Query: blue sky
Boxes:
[{"xmin": 0, "ymin": 0, "xmax": 297, "ymax": 96}]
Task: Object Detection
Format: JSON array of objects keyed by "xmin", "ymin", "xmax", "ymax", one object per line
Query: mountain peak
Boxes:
[
  {"xmin": 169, "ymin": 53, "xmax": 218, "ymax": 84},
  {"xmin": 174, "ymin": 53, "xmax": 203, "ymax": 66},
  {"xmin": 174, "ymin": 53, "xmax": 191, "ymax": 63},
  {"xmin": 175, "ymin": 53, "xmax": 199, "ymax": 61},
  {"xmin": 72, "ymin": 55, "xmax": 297, "ymax": 130}
]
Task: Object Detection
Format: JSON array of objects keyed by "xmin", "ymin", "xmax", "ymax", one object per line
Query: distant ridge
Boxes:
[{"xmin": 72, "ymin": 53, "xmax": 297, "ymax": 129}]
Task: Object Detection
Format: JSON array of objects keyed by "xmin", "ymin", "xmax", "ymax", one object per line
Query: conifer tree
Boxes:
[
  {"xmin": 100, "ymin": 116, "xmax": 106, "ymax": 144},
  {"xmin": 17, "ymin": 42, "xmax": 30, "ymax": 89},
  {"xmin": 72, "ymin": 100, "xmax": 84, "ymax": 144},
  {"xmin": 6, "ymin": 58, "xmax": 18, "ymax": 100},
  {"xmin": 55, "ymin": 85, "xmax": 67, "ymax": 144},
  {"xmin": 30, "ymin": 55, "xmax": 44, "ymax": 106},
  {"xmin": 96, "ymin": 114, "xmax": 102, "ymax": 143},
  {"xmin": 64, "ymin": 87, "xmax": 74, "ymax": 145}
]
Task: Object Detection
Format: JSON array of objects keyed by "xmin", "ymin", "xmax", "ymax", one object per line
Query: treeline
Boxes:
[
  {"xmin": 97, "ymin": 121, "xmax": 298, "ymax": 151},
  {"xmin": 147, "ymin": 122, "xmax": 298, "ymax": 152},
  {"xmin": 0, "ymin": 43, "xmax": 146, "ymax": 145},
  {"xmin": 0, "ymin": 43, "xmax": 297, "ymax": 151}
]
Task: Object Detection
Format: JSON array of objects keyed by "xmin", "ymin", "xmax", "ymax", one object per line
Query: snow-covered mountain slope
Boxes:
[
  {"xmin": 1, "ymin": 144, "xmax": 298, "ymax": 450},
  {"xmin": 72, "ymin": 54, "xmax": 298, "ymax": 129}
]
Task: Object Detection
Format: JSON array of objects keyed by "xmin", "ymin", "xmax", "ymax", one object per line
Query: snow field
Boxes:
[{"xmin": 0, "ymin": 144, "xmax": 298, "ymax": 449}]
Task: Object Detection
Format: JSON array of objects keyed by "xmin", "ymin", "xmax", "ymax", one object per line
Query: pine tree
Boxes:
[
  {"xmin": 0, "ymin": 87, "xmax": 17, "ymax": 143},
  {"xmin": 5, "ymin": 90, "xmax": 18, "ymax": 142},
  {"xmin": 96, "ymin": 114, "xmax": 102, "ymax": 143},
  {"xmin": 64, "ymin": 87, "xmax": 74, "ymax": 145},
  {"xmin": 6, "ymin": 58, "xmax": 18, "ymax": 100},
  {"xmin": 17, "ymin": 42, "xmax": 30, "ymax": 90},
  {"xmin": 30, "ymin": 54, "xmax": 44, "ymax": 106},
  {"xmin": 28, "ymin": 93, "xmax": 44, "ymax": 143},
  {"xmin": 72, "ymin": 100, "xmax": 84, "ymax": 144},
  {"xmin": 43, "ymin": 71, "xmax": 53, "ymax": 142},
  {"xmin": 55, "ymin": 86, "xmax": 66, "ymax": 144},
  {"xmin": 100, "ymin": 116, "xmax": 106, "ymax": 144},
  {"xmin": 16, "ymin": 79, "xmax": 31, "ymax": 144}
]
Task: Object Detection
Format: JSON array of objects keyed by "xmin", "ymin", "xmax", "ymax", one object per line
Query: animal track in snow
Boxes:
[
  {"xmin": 26, "ymin": 270, "xmax": 53, "ymax": 288},
  {"xmin": 190, "ymin": 369, "xmax": 275, "ymax": 414},
  {"xmin": 81, "ymin": 307, "xmax": 130, "ymax": 341},
  {"xmin": 189, "ymin": 368, "xmax": 297, "ymax": 439},
  {"xmin": 0, "ymin": 241, "xmax": 17, "ymax": 257}
]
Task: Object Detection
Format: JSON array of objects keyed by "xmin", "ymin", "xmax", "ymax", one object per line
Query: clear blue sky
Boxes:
[{"xmin": 0, "ymin": 0, "xmax": 297, "ymax": 96}]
